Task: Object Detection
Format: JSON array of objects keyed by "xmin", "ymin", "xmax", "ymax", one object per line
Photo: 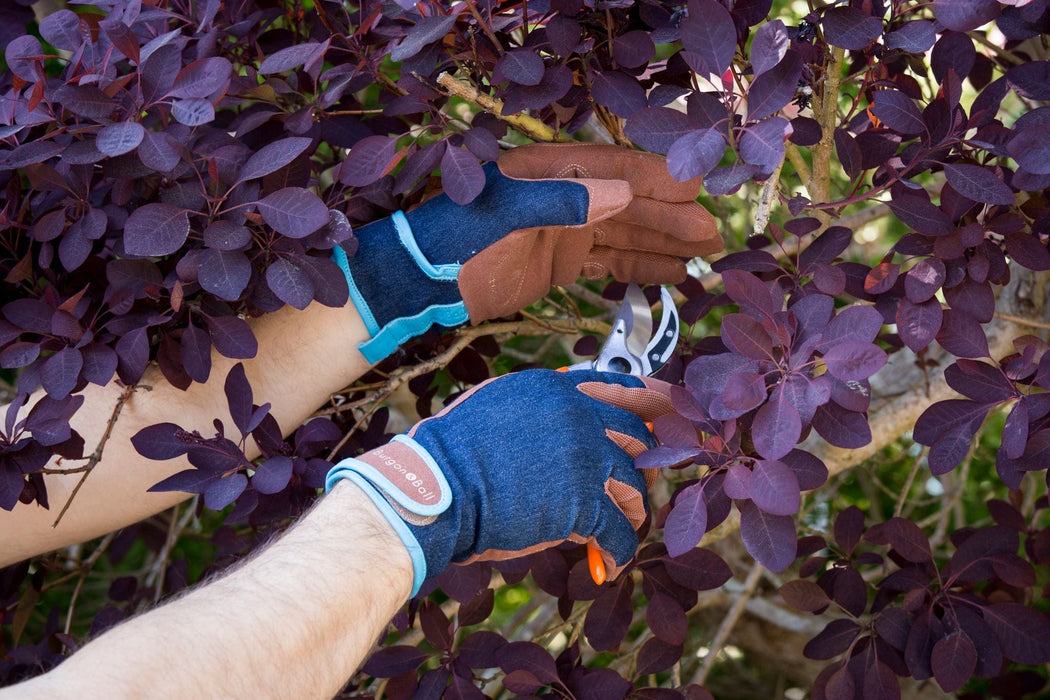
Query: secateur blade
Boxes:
[{"xmin": 592, "ymin": 283, "xmax": 679, "ymax": 377}]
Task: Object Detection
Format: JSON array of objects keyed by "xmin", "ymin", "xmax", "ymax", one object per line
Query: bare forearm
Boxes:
[
  {"xmin": 1, "ymin": 302, "xmax": 372, "ymax": 566},
  {"xmin": 5, "ymin": 481, "xmax": 412, "ymax": 699}
]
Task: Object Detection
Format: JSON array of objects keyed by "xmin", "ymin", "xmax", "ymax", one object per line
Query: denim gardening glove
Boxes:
[
  {"xmin": 325, "ymin": 369, "xmax": 674, "ymax": 596},
  {"xmin": 334, "ymin": 143, "xmax": 722, "ymax": 363}
]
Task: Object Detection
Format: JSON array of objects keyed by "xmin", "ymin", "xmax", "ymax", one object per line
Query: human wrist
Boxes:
[{"xmin": 325, "ymin": 437, "xmax": 460, "ymax": 596}]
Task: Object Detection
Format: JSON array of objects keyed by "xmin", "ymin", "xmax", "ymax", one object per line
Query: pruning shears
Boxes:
[{"xmin": 562, "ymin": 283, "xmax": 680, "ymax": 585}]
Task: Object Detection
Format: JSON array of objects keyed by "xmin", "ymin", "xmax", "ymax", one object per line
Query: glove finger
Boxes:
[
  {"xmin": 610, "ymin": 199, "xmax": 722, "ymax": 255},
  {"xmin": 497, "ymin": 143, "xmax": 702, "ymax": 202},
  {"xmin": 576, "ymin": 374, "xmax": 675, "ymax": 422},
  {"xmin": 581, "ymin": 248, "xmax": 689, "ymax": 285},
  {"xmin": 590, "ymin": 503, "xmax": 643, "ymax": 568}
]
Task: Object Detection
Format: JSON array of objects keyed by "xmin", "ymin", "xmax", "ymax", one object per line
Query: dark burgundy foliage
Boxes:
[{"xmin": 4, "ymin": 0, "xmax": 1050, "ymax": 696}]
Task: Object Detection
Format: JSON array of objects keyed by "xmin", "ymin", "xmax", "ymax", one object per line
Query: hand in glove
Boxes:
[
  {"xmin": 325, "ymin": 369, "xmax": 674, "ymax": 595},
  {"xmin": 335, "ymin": 143, "xmax": 721, "ymax": 363}
]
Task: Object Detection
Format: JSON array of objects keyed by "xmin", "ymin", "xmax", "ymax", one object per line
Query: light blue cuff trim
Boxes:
[
  {"xmin": 358, "ymin": 302, "xmax": 469, "ymax": 364},
  {"xmin": 332, "ymin": 245, "xmax": 380, "ymax": 337},
  {"xmin": 392, "ymin": 211, "xmax": 460, "ymax": 280},
  {"xmin": 326, "ymin": 466, "xmax": 427, "ymax": 597}
]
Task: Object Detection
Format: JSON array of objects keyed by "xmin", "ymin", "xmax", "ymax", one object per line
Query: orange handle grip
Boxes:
[{"xmin": 587, "ymin": 544, "xmax": 607, "ymax": 585}]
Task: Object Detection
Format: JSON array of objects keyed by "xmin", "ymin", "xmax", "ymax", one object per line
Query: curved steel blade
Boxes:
[
  {"xmin": 641, "ymin": 287, "xmax": 680, "ymax": 375},
  {"xmin": 593, "ymin": 283, "xmax": 653, "ymax": 375}
]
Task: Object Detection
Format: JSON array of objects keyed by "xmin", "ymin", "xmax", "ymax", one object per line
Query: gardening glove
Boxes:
[
  {"xmin": 334, "ymin": 143, "xmax": 721, "ymax": 363},
  {"xmin": 325, "ymin": 369, "xmax": 674, "ymax": 596}
]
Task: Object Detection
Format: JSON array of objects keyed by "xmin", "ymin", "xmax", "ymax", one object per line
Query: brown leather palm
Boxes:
[{"xmin": 457, "ymin": 143, "xmax": 723, "ymax": 322}]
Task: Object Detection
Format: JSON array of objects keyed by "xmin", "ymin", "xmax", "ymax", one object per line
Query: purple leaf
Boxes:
[
  {"xmin": 722, "ymin": 371, "xmax": 767, "ymax": 413},
  {"xmin": 81, "ymin": 344, "xmax": 117, "ymax": 386},
  {"xmin": 253, "ymin": 455, "xmax": 293, "ymax": 494},
  {"xmin": 937, "ymin": 308, "xmax": 990, "ymax": 358},
  {"xmin": 779, "ymin": 579, "xmax": 831, "ymax": 613},
  {"xmin": 1001, "ymin": 399, "xmax": 1029, "ymax": 462},
  {"xmin": 115, "ymin": 327, "xmax": 149, "ymax": 385},
  {"xmin": 5, "ymin": 35, "xmax": 43, "ymax": 82},
  {"xmin": 1006, "ymin": 125, "xmax": 1050, "ymax": 175},
  {"xmin": 880, "ymin": 517, "xmax": 932, "ymax": 562},
  {"xmin": 820, "ymin": 304, "xmax": 884, "ymax": 349},
  {"xmin": 1004, "ymin": 232, "xmax": 1050, "ymax": 271},
  {"xmin": 205, "ymin": 315, "xmax": 257, "ymax": 359},
  {"xmin": 798, "ymin": 226, "xmax": 853, "ymax": 270},
  {"xmin": 462, "ymin": 127, "xmax": 499, "ymax": 162},
  {"xmin": 636, "ymin": 637, "xmax": 683, "ymax": 675},
  {"xmin": 613, "ymin": 31, "xmax": 655, "ymax": 69},
  {"xmin": 149, "ymin": 468, "xmax": 219, "ymax": 494},
  {"xmin": 198, "ymin": 249, "xmax": 251, "ymax": 301},
  {"xmin": 591, "ymin": 70, "xmax": 647, "ymax": 119},
  {"xmin": 54, "ymin": 84, "xmax": 115, "ymax": 120},
  {"xmin": 1006, "ymin": 62, "xmax": 1050, "ymax": 101},
  {"xmin": 259, "ymin": 42, "xmax": 326, "ymax": 75},
  {"xmin": 204, "ymin": 472, "xmax": 246, "ymax": 510},
  {"xmin": 804, "ymin": 618, "xmax": 861, "ymax": 660},
  {"xmin": 621, "ymin": 108, "xmax": 705, "ymax": 156},
  {"xmin": 636, "ymin": 446, "xmax": 700, "ymax": 470},
  {"xmin": 339, "ymin": 135, "xmax": 397, "ymax": 187},
  {"xmin": 496, "ymin": 641, "xmax": 559, "ymax": 683},
  {"xmin": 96, "ymin": 122, "xmax": 145, "ymax": 157},
  {"xmin": 944, "ymin": 164, "xmax": 1014, "ymax": 206},
  {"xmin": 440, "ymin": 147, "xmax": 485, "ymax": 205},
  {"xmin": 170, "ymin": 57, "xmax": 232, "ymax": 99},
  {"xmin": 255, "ymin": 188, "xmax": 329, "ymax": 238},
  {"xmin": 981, "ymin": 603, "xmax": 1050, "ymax": 665},
  {"xmin": 224, "ymin": 363, "xmax": 253, "ymax": 436},
  {"xmin": 914, "ymin": 398, "xmax": 993, "ymax": 446},
  {"xmin": 747, "ymin": 51, "xmax": 802, "ymax": 121},
  {"xmin": 495, "ymin": 49, "xmax": 544, "ymax": 86},
  {"xmin": 739, "ymin": 117, "xmax": 791, "ymax": 171},
  {"xmin": 749, "ymin": 460, "xmax": 800, "ymax": 516},
  {"xmin": 647, "ymin": 591, "xmax": 688, "ymax": 645},
  {"xmin": 930, "ymin": 631, "xmax": 976, "ymax": 692},
  {"xmin": 887, "ymin": 193, "xmax": 954, "ymax": 236},
  {"xmin": 721, "ymin": 269, "xmax": 778, "ymax": 317},
  {"xmin": 750, "ymin": 20, "xmax": 789, "ymax": 77},
  {"xmin": 266, "ymin": 258, "xmax": 315, "ymax": 310},
  {"xmin": 1, "ymin": 342, "xmax": 39, "ymax": 370},
  {"xmin": 138, "ymin": 130, "xmax": 182, "ymax": 172},
  {"xmin": 663, "ymin": 548, "xmax": 733, "ymax": 591},
  {"xmin": 821, "ymin": 7, "xmax": 883, "ymax": 50},
  {"xmin": 781, "ymin": 449, "xmax": 828, "ymax": 490},
  {"xmin": 896, "ymin": 297, "xmax": 942, "ymax": 352},
  {"xmin": 834, "ymin": 505, "xmax": 864, "ymax": 554},
  {"xmin": 584, "ymin": 579, "xmax": 634, "ymax": 650},
  {"xmin": 181, "ymin": 321, "xmax": 211, "ymax": 383},
  {"xmin": 390, "ymin": 14, "xmax": 458, "ymax": 62},
  {"xmin": 885, "ymin": 20, "xmax": 936, "ymax": 53},
  {"xmin": 124, "ymin": 203, "xmax": 190, "ymax": 256},
  {"xmin": 739, "ymin": 500, "xmax": 797, "ymax": 572},
  {"xmin": 812, "ymin": 404, "xmax": 872, "ymax": 448},
  {"xmin": 666, "ymin": 128, "xmax": 726, "ymax": 182},
  {"xmin": 172, "ymin": 98, "xmax": 216, "ymax": 127},
  {"xmin": 665, "ymin": 482, "xmax": 708, "ymax": 557},
  {"xmin": 363, "ymin": 645, "xmax": 430, "ymax": 677},
  {"xmin": 870, "ymin": 90, "xmax": 925, "ymax": 136},
  {"xmin": 237, "ymin": 137, "xmax": 313, "ymax": 183},
  {"xmin": 132, "ymin": 423, "xmax": 192, "ymax": 460},
  {"xmin": 904, "ymin": 258, "xmax": 946, "ymax": 303},
  {"xmin": 822, "ymin": 341, "xmax": 887, "ymax": 381},
  {"xmin": 40, "ymin": 348, "xmax": 82, "ymax": 400},
  {"xmin": 680, "ymin": 0, "xmax": 736, "ymax": 77},
  {"xmin": 752, "ymin": 394, "xmax": 802, "ymax": 460},
  {"xmin": 721, "ymin": 313, "xmax": 773, "ymax": 360},
  {"xmin": 723, "ymin": 463, "xmax": 752, "ymax": 499},
  {"xmin": 932, "ymin": 0, "xmax": 1001, "ymax": 31}
]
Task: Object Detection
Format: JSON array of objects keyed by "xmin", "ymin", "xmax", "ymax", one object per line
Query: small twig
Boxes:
[
  {"xmin": 893, "ymin": 446, "xmax": 928, "ymax": 518},
  {"xmin": 695, "ymin": 564, "xmax": 764, "ymax": 685},
  {"xmin": 994, "ymin": 311, "xmax": 1050, "ymax": 332},
  {"xmin": 52, "ymin": 385, "xmax": 139, "ymax": 528},
  {"xmin": 435, "ymin": 72, "xmax": 559, "ymax": 143},
  {"xmin": 753, "ymin": 157, "xmax": 785, "ymax": 237}
]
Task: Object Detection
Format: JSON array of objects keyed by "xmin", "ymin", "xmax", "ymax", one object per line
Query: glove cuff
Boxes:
[
  {"xmin": 333, "ymin": 211, "xmax": 468, "ymax": 364},
  {"xmin": 325, "ymin": 435, "xmax": 455, "ymax": 596}
]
